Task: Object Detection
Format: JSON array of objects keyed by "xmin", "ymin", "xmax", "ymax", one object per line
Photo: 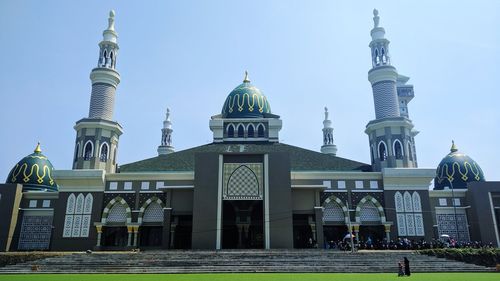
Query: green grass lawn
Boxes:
[{"xmin": 0, "ymin": 273, "xmax": 498, "ymax": 281}]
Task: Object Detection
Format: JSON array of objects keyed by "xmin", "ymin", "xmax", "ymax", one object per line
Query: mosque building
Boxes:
[{"xmin": 0, "ymin": 10, "xmax": 499, "ymax": 251}]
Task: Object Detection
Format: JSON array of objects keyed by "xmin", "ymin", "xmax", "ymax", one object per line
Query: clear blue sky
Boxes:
[{"xmin": 1, "ymin": 1, "xmax": 499, "ymax": 182}]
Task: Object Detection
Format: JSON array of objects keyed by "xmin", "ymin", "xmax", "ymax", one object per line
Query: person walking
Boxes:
[
  {"xmin": 397, "ymin": 260, "xmax": 405, "ymax": 277},
  {"xmin": 404, "ymin": 257, "xmax": 411, "ymax": 276}
]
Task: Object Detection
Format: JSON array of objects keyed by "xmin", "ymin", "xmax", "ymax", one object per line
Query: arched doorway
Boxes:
[
  {"xmin": 139, "ymin": 201, "xmax": 164, "ymax": 247},
  {"xmin": 322, "ymin": 196, "xmax": 349, "ymax": 246},
  {"xmin": 356, "ymin": 196, "xmax": 386, "ymax": 246},
  {"xmin": 101, "ymin": 198, "xmax": 131, "ymax": 248}
]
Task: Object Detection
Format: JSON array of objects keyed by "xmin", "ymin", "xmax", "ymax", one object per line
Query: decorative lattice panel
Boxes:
[
  {"xmin": 359, "ymin": 201, "xmax": 381, "ymax": 222},
  {"xmin": 414, "ymin": 213, "xmax": 424, "ymax": 236},
  {"xmin": 406, "ymin": 214, "xmax": 416, "ymax": 236},
  {"xmin": 404, "ymin": 192, "xmax": 413, "ymax": 212},
  {"xmin": 397, "ymin": 213, "xmax": 407, "ymax": 236},
  {"xmin": 143, "ymin": 202, "xmax": 164, "ymax": 223},
  {"xmin": 107, "ymin": 204, "xmax": 127, "ymax": 223},
  {"xmin": 412, "ymin": 192, "xmax": 422, "ymax": 212},
  {"xmin": 63, "ymin": 215, "xmax": 73, "ymax": 238},
  {"xmin": 437, "ymin": 214, "xmax": 470, "ymax": 242},
  {"xmin": 81, "ymin": 215, "xmax": 91, "ymax": 237},
  {"xmin": 395, "ymin": 191, "xmax": 425, "ymax": 237},
  {"xmin": 66, "ymin": 194, "xmax": 75, "ymax": 214},
  {"xmin": 395, "ymin": 192, "xmax": 404, "ymax": 212},
  {"xmin": 18, "ymin": 215, "xmax": 53, "ymax": 250},
  {"xmin": 84, "ymin": 194, "xmax": 93, "ymax": 214},
  {"xmin": 223, "ymin": 163, "xmax": 263, "ymax": 200},
  {"xmin": 71, "ymin": 215, "xmax": 82, "ymax": 237},
  {"xmin": 323, "ymin": 201, "xmax": 345, "ymax": 222}
]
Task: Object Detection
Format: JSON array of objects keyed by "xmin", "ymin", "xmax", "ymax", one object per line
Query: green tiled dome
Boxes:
[
  {"xmin": 434, "ymin": 141, "xmax": 485, "ymax": 190},
  {"xmin": 6, "ymin": 143, "xmax": 58, "ymax": 192},
  {"xmin": 221, "ymin": 72, "xmax": 271, "ymax": 118}
]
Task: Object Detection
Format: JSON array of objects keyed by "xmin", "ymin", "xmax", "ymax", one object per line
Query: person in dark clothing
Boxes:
[
  {"xmin": 404, "ymin": 257, "xmax": 411, "ymax": 276},
  {"xmin": 398, "ymin": 260, "xmax": 404, "ymax": 276}
]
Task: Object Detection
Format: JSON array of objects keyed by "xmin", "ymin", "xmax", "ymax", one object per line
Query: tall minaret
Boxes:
[
  {"xmin": 320, "ymin": 107, "xmax": 337, "ymax": 155},
  {"xmin": 72, "ymin": 10, "xmax": 123, "ymax": 173},
  {"xmin": 365, "ymin": 9, "xmax": 418, "ymax": 171},
  {"xmin": 158, "ymin": 108, "xmax": 175, "ymax": 155}
]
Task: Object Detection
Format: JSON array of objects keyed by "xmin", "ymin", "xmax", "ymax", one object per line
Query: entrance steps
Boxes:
[{"xmin": 0, "ymin": 250, "xmax": 495, "ymax": 273}]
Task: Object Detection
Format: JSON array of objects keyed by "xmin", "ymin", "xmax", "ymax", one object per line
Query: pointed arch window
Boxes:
[
  {"xmin": 257, "ymin": 124, "xmax": 265, "ymax": 138},
  {"xmin": 63, "ymin": 193, "xmax": 93, "ymax": 238},
  {"xmin": 143, "ymin": 202, "xmax": 164, "ymax": 223},
  {"xmin": 247, "ymin": 124, "xmax": 255, "ymax": 138},
  {"xmin": 394, "ymin": 140, "xmax": 403, "ymax": 159},
  {"xmin": 323, "ymin": 201, "xmax": 345, "ymax": 222},
  {"xmin": 374, "ymin": 49, "xmax": 380, "ymax": 65},
  {"xmin": 227, "ymin": 124, "xmax": 235, "ymax": 138},
  {"xmin": 102, "ymin": 50, "xmax": 108, "ymax": 67},
  {"xmin": 395, "ymin": 191, "xmax": 424, "ymax": 237},
  {"xmin": 107, "ymin": 204, "xmax": 127, "ymax": 223},
  {"xmin": 378, "ymin": 141, "xmax": 387, "ymax": 161},
  {"xmin": 100, "ymin": 142, "xmax": 109, "ymax": 162},
  {"xmin": 359, "ymin": 201, "xmax": 381, "ymax": 223},
  {"xmin": 381, "ymin": 48, "xmax": 387, "ymax": 64},
  {"xmin": 83, "ymin": 141, "xmax": 93, "ymax": 160},
  {"xmin": 237, "ymin": 124, "xmax": 244, "ymax": 138}
]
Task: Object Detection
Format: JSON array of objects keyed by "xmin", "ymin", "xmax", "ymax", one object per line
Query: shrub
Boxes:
[
  {"xmin": 419, "ymin": 248, "xmax": 500, "ymax": 267},
  {"xmin": 0, "ymin": 252, "xmax": 65, "ymax": 267}
]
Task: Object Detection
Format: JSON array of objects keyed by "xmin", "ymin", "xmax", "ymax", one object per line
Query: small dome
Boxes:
[
  {"xmin": 6, "ymin": 143, "xmax": 58, "ymax": 192},
  {"xmin": 434, "ymin": 141, "xmax": 485, "ymax": 190},
  {"xmin": 221, "ymin": 72, "xmax": 271, "ymax": 118}
]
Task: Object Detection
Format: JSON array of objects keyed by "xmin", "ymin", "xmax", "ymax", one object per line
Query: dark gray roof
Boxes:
[{"xmin": 119, "ymin": 143, "xmax": 371, "ymax": 173}]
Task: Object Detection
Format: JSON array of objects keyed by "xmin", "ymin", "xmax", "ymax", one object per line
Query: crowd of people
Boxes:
[{"xmin": 324, "ymin": 237, "xmax": 495, "ymax": 251}]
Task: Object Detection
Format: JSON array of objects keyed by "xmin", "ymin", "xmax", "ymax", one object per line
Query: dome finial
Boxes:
[
  {"xmin": 324, "ymin": 106, "xmax": 329, "ymax": 121},
  {"xmin": 34, "ymin": 142, "xmax": 42, "ymax": 153},
  {"xmin": 243, "ymin": 71, "xmax": 250, "ymax": 83},
  {"xmin": 450, "ymin": 140, "xmax": 458, "ymax": 152},
  {"xmin": 373, "ymin": 8, "xmax": 380, "ymax": 28},
  {"xmin": 107, "ymin": 10, "xmax": 116, "ymax": 31}
]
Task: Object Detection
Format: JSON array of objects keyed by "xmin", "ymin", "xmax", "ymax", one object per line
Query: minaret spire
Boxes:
[
  {"xmin": 73, "ymin": 10, "xmax": 123, "ymax": 173},
  {"xmin": 365, "ymin": 9, "xmax": 418, "ymax": 171},
  {"xmin": 89, "ymin": 10, "xmax": 120, "ymax": 120},
  {"xmin": 320, "ymin": 106, "xmax": 337, "ymax": 156},
  {"xmin": 158, "ymin": 107, "xmax": 175, "ymax": 155}
]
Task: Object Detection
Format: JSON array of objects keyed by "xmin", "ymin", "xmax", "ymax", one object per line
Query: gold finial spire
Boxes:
[
  {"xmin": 243, "ymin": 71, "xmax": 250, "ymax": 83},
  {"xmin": 34, "ymin": 142, "xmax": 42, "ymax": 153},
  {"xmin": 450, "ymin": 140, "xmax": 458, "ymax": 152}
]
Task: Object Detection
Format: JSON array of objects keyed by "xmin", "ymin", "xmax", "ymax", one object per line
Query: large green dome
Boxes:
[
  {"xmin": 434, "ymin": 141, "xmax": 485, "ymax": 190},
  {"xmin": 6, "ymin": 143, "xmax": 58, "ymax": 192},
  {"xmin": 221, "ymin": 72, "xmax": 271, "ymax": 118}
]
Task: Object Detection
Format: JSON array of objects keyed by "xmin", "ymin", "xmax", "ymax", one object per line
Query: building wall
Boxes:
[
  {"xmin": 191, "ymin": 152, "xmax": 219, "ymax": 249},
  {"xmin": 267, "ymin": 152, "xmax": 294, "ymax": 248},
  {"xmin": 467, "ymin": 182, "xmax": 500, "ymax": 246}
]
